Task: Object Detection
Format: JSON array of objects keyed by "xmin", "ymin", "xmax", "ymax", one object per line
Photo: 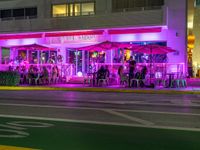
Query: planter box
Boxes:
[{"xmin": 0, "ymin": 71, "xmax": 20, "ymax": 86}]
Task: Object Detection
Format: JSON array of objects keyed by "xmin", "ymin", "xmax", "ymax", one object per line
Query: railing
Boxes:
[
  {"xmin": 0, "ymin": 15, "xmax": 37, "ymax": 21},
  {"xmin": 95, "ymin": 63, "xmax": 185, "ymax": 78},
  {"xmin": 112, "ymin": 6, "xmax": 163, "ymax": 13},
  {"xmin": 52, "ymin": 11, "xmax": 95, "ymax": 18},
  {"xmin": 0, "ymin": 63, "xmax": 75, "ymax": 78}
]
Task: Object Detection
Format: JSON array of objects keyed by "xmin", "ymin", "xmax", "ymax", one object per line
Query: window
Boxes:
[
  {"xmin": 134, "ymin": 0, "xmax": 146, "ymax": 8},
  {"xmin": 52, "ymin": 2, "xmax": 95, "ymax": 17},
  {"xmin": 112, "ymin": 0, "xmax": 164, "ymax": 12},
  {"xmin": 28, "ymin": 50, "xmax": 38, "ymax": 64},
  {"xmin": 69, "ymin": 4, "xmax": 73, "ymax": 16},
  {"xmin": 147, "ymin": 0, "xmax": 164, "ymax": 6},
  {"xmin": 25, "ymin": 7, "xmax": 37, "ymax": 17},
  {"xmin": 1, "ymin": 9, "xmax": 12, "ymax": 18},
  {"xmin": 81, "ymin": 3, "xmax": 95, "ymax": 15},
  {"xmin": 52, "ymin": 4, "xmax": 67, "ymax": 17},
  {"xmin": 40, "ymin": 51, "xmax": 49, "ymax": 64},
  {"xmin": 74, "ymin": 3, "xmax": 81, "ymax": 16},
  {"xmin": 18, "ymin": 50, "xmax": 27, "ymax": 61},
  {"xmin": 196, "ymin": 0, "xmax": 200, "ymax": 7},
  {"xmin": 13, "ymin": 8, "xmax": 25, "ymax": 18},
  {"xmin": 50, "ymin": 51, "xmax": 57, "ymax": 63},
  {"xmin": 0, "ymin": 7, "xmax": 37, "ymax": 21},
  {"xmin": 1, "ymin": 48, "xmax": 10, "ymax": 64}
]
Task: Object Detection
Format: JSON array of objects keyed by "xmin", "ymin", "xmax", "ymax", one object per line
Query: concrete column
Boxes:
[
  {"xmin": 0, "ymin": 47, "xmax": 2, "ymax": 64},
  {"xmin": 37, "ymin": 50, "xmax": 40, "ymax": 64},
  {"xmin": 105, "ymin": 50, "xmax": 112, "ymax": 63},
  {"xmin": 75, "ymin": 50, "xmax": 78, "ymax": 75},
  {"xmin": 164, "ymin": 0, "xmax": 187, "ymax": 74},
  {"xmin": 10, "ymin": 48, "xmax": 16, "ymax": 62},
  {"xmin": 26, "ymin": 50, "xmax": 29, "ymax": 62},
  {"xmin": 82, "ymin": 50, "xmax": 85, "ymax": 75}
]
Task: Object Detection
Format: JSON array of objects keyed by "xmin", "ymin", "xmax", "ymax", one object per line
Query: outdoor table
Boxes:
[
  {"xmin": 86, "ymin": 73, "xmax": 94, "ymax": 86},
  {"xmin": 122, "ymin": 72, "xmax": 130, "ymax": 86},
  {"xmin": 86, "ymin": 72, "xmax": 97, "ymax": 86},
  {"xmin": 166, "ymin": 73, "xmax": 175, "ymax": 88}
]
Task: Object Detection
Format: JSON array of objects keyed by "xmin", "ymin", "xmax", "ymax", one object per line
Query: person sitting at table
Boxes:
[
  {"xmin": 41, "ymin": 66, "xmax": 49, "ymax": 84},
  {"xmin": 52, "ymin": 66, "xmax": 58, "ymax": 83},
  {"xmin": 28, "ymin": 65, "xmax": 35, "ymax": 84},
  {"xmin": 104, "ymin": 65, "xmax": 110, "ymax": 79},
  {"xmin": 141, "ymin": 66, "xmax": 147, "ymax": 77},
  {"xmin": 96, "ymin": 66, "xmax": 106, "ymax": 85},
  {"xmin": 33, "ymin": 66, "xmax": 39, "ymax": 76},
  {"xmin": 28, "ymin": 65, "xmax": 34, "ymax": 78},
  {"xmin": 55, "ymin": 65, "xmax": 60, "ymax": 81},
  {"xmin": 20, "ymin": 66, "xmax": 28, "ymax": 84},
  {"xmin": 118, "ymin": 66, "xmax": 123, "ymax": 77},
  {"xmin": 118, "ymin": 65, "xmax": 128, "ymax": 85},
  {"xmin": 21, "ymin": 66, "xmax": 27, "ymax": 74},
  {"xmin": 15, "ymin": 66, "xmax": 22, "ymax": 83},
  {"xmin": 140, "ymin": 66, "xmax": 148, "ymax": 87}
]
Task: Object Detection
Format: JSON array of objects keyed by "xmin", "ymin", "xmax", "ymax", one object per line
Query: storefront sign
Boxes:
[{"xmin": 46, "ymin": 35, "xmax": 103, "ymax": 45}]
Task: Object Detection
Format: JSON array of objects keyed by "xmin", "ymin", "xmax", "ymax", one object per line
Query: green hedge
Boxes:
[{"xmin": 0, "ymin": 71, "xmax": 20, "ymax": 86}]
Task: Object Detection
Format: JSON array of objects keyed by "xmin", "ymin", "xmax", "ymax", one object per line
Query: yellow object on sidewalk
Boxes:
[{"xmin": 0, "ymin": 145, "xmax": 38, "ymax": 150}]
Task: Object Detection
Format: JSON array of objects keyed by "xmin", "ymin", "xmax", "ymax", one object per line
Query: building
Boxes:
[
  {"xmin": 0, "ymin": 0, "xmax": 187, "ymax": 77},
  {"xmin": 189, "ymin": 0, "xmax": 200, "ymax": 77}
]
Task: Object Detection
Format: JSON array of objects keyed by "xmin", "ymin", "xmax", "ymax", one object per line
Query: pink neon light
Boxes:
[
  {"xmin": 9, "ymin": 44, "xmax": 54, "ymax": 51},
  {"xmin": 0, "ymin": 34, "xmax": 43, "ymax": 40},
  {"xmin": 108, "ymin": 27, "xmax": 162, "ymax": 34},
  {"xmin": 77, "ymin": 41, "xmax": 136, "ymax": 51},
  {"xmin": 45, "ymin": 30, "xmax": 104, "ymax": 37},
  {"xmin": 0, "ymin": 28, "xmax": 162, "ymax": 41}
]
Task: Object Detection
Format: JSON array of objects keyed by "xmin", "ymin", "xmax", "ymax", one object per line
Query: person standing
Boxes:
[{"xmin": 129, "ymin": 56, "xmax": 136, "ymax": 87}]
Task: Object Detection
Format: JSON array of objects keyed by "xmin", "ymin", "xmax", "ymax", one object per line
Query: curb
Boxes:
[{"xmin": 0, "ymin": 86, "xmax": 199, "ymax": 95}]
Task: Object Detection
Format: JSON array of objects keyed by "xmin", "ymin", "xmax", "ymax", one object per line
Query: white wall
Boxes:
[
  {"xmin": 0, "ymin": 0, "xmax": 164, "ymax": 33},
  {"xmin": 165, "ymin": 0, "xmax": 187, "ymax": 66}
]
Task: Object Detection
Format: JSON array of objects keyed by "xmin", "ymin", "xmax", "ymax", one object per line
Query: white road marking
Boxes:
[
  {"xmin": 95, "ymin": 100, "xmax": 200, "ymax": 107},
  {"xmin": 1, "ymin": 96, "xmax": 200, "ymax": 107},
  {"xmin": 103, "ymin": 109, "xmax": 154, "ymax": 126},
  {"xmin": 0, "ymin": 102, "xmax": 200, "ymax": 117},
  {"xmin": 0, "ymin": 114, "xmax": 200, "ymax": 132},
  {"xmin": 0, "ymin": 124, "xmax": 25, "ymax": 130},
  {"xmin": 0, "ymin": 128, "xmax": 29, "ymax": 138},
  {"xmin": 7, "ymin": 121, "xmax": 54, "ymax": 128}
]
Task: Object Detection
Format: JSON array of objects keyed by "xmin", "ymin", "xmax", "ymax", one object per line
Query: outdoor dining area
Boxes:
[
  {"xmin": 3, "ymin": 43, "xmax": 73, "ymax": 85},
  {"xmin": 1, "ymin": 41, "xmax": 187, "ymax": 88},
  {"xmin": 83, "ymin": 62, "xmax": 187, "ymax": 88},
  {"xmin": 79, "ymin": 41, "xmax": 187, "ymax": 88}
]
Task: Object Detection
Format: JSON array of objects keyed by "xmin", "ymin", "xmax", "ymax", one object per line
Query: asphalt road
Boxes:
[
  {"xmin": 0, "ymin": 91, "xmax": 200, "ymax": 129},
  {"xmin": 0, "ymin": 91, "xmax": 200, "ymax": 150}
]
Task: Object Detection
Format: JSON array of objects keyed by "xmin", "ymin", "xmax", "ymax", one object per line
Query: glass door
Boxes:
[{"xmin": 69, "ymin": 49, "xmax": 83, "ymax": 76}]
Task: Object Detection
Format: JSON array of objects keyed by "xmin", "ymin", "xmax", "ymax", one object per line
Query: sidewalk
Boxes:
[{"xmin": 0, "ymin": 84, "xmax": 200, "ymax": 95}]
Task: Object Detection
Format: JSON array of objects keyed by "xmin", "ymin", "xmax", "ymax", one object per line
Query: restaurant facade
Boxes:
[{"xmin": 0, "ymin": 0, "xmax": 187, "ymax": 79}]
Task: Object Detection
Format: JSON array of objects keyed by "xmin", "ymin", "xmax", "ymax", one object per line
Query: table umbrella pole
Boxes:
[
  {"xmin": 150, "ymin": 46, "xmax": 152, "ymax": 85},
  {"xmin": 122, "ymin": 49, "xmax": 124, "ymax": 66}
]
